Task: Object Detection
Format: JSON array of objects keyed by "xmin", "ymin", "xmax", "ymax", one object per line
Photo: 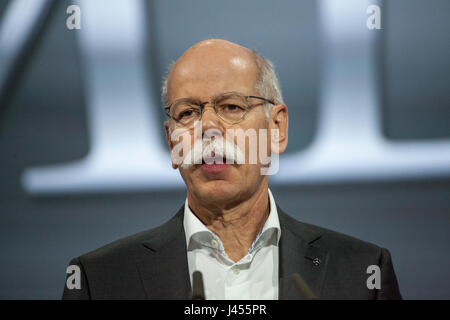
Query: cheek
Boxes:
[
  {"xmin": 230, "ymin": 115, "xmax": 269, "ymax": 161},
  {"xmin": 170, "ymin": 127, "xmax": 196, "ymax": 159}
]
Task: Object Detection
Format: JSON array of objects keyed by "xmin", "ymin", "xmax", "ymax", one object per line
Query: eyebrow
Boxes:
[
  {"xmin": 169, "ymin": 97, "xmax": 202, "ymax": 106},
  {"xmin": 170, "ymin": 91, "xmax": 246, "ymax": 106}
]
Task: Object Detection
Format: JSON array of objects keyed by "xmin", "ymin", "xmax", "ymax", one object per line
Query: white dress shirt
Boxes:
[{"xmin": 183, "ymin": 189, "xmax": 281, "ymax": 300}]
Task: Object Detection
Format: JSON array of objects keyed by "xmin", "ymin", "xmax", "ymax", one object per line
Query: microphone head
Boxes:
[{"xmin": 192, "ymin": 270, "xmax": 205, "ymax": 300}]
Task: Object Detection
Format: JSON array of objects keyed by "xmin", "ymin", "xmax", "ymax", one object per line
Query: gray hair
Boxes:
[
  {"xmin": 252, "ymin": 51, "xmax": 284, "ymax": 117},
  {"xmin": 161, "ymin": 50, "xmax": 284, "ymax": 119}
]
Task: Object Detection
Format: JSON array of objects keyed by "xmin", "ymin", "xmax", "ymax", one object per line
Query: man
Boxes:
[{"xmin": 63, "ymin": 39, "xmax": 401, "ymax": 300}]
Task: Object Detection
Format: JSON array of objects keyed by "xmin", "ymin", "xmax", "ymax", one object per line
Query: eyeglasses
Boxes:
[{"xmin": 165, "ymin": 91, "xmax": 275, "ymax": 127}]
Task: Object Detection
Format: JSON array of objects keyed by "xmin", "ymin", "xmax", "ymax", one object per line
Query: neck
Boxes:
[{"xmin": 187, "ymin": 182, "xmax": 270, "ymax": 262}]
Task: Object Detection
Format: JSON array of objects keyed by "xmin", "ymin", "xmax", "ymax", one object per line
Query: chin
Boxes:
[{"xmin": 195, "ymin": 180, "xmax": 239, "ymax": 201}]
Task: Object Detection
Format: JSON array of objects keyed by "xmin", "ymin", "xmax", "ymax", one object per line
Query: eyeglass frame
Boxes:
[{"xmin": 164, "ymin": 91, "xmax": 276, "ymax": 126}]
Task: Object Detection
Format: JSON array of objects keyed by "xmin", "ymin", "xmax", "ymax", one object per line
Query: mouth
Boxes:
[{"xmin": 200, "ymin": 157, "xmax": 230, "ymax": 174}]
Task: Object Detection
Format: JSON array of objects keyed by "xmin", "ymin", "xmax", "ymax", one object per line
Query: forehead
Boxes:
[{"xmin": 167, "ymin": 45, "xmax": 259, "ymax": 101}]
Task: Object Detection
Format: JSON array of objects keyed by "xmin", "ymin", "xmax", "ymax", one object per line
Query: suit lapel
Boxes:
[
  {"xmin": 278, "ymin": 208, "xmax": 329, "ymax": 300},
  {"xmin": 136, "ymin": 207, "xmax": 192, "ymax": 299}
]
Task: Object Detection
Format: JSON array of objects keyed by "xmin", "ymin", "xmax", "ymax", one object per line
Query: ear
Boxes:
[
  {"xmin": 164, "ymin": 121, "xmax": 178, "ymax": 169},
  {"xmin": 268, "ymin": 104, "xmax": 288, "ymax": 154}
]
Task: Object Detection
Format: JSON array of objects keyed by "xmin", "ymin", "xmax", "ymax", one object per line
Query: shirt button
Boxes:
[
  {"xmin": 211, "ymin": 239, "xmax": 219, "ymax": 249},
  {"xmin": 232, "ymin": 266, "xmax": 240, "ymax": 275}
]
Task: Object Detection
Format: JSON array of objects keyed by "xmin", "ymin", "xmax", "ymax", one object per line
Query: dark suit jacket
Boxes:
[{"xmin": 62, "ymin": 205, "xmax": 402, "ymax": 299}]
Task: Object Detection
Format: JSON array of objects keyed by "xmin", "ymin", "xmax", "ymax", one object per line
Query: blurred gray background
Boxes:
[{"xmin": 0, "ymin": 0, "xmax": 449, "ymax": 299}]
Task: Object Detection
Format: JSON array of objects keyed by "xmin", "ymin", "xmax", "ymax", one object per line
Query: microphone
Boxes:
[
  {"xmin": 290, "ymin": 273, "xmax": 318, "ymax": 300},
  {"xmin": 192, "ymin": 271, "xmax": 205, "ymax": 300}
]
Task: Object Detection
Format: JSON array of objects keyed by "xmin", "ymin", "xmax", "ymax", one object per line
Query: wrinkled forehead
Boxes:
[{"xmin": 167, "ymin": 43, "xmax": 259, "ymax": 101}]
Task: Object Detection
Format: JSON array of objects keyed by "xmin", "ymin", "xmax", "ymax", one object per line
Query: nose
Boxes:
[{"xmin": 201, "ymin": 103, "xmax": 224, "ymax": 134}]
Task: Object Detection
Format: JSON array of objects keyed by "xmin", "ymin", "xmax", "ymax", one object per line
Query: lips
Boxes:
[
  {"xmin": 200, "ymin": 157, "xmax": 230, "ymax": 174},
  {"xmin": 200, "ymin": 163, "xmax": 230, "ymax": 174}
]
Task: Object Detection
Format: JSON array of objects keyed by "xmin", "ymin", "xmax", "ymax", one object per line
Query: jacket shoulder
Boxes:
[
  {"xmin": 63, "ymin": 208, "xmax": 185, "ymax": 299},
  {"xmin": 279, "ymin": 209, "xmax": 383, "ymax": 255},
  {"xmin": 279, "ymin": 210, "xmax": 401, "ymax": 299},
  {"xmin": 78, "ymin": 208, "xmax": 184, "ymax": 264}
]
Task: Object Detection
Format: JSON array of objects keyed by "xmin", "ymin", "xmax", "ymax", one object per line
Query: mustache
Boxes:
[{"xmin": 181, "ymin": 136, "xmax": 245, "ymax": 168}]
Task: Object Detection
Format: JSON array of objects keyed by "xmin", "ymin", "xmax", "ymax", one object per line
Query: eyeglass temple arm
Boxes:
[{"xmin": 247, "ymin": 96, "xmax": 276, "ymax": 105}]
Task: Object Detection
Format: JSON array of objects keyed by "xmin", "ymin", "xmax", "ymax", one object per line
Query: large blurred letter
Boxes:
[{"xmin": 22, "ymin": 0, "xmax": 181, "ymax": 194}]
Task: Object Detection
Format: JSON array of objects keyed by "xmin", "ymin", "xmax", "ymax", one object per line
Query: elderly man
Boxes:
[{"xmin": 63, "ymin": 39, "xmax": 401, "ymax": 300}]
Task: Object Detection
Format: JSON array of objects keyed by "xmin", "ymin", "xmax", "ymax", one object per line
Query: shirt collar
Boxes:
[
  {"xmin": 183, "ymin": 188, "xmax": 281, "ymax": 252},
  {"xmin": 183, "ymin": 197, "xmax": 216, "ymax": 251}
]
